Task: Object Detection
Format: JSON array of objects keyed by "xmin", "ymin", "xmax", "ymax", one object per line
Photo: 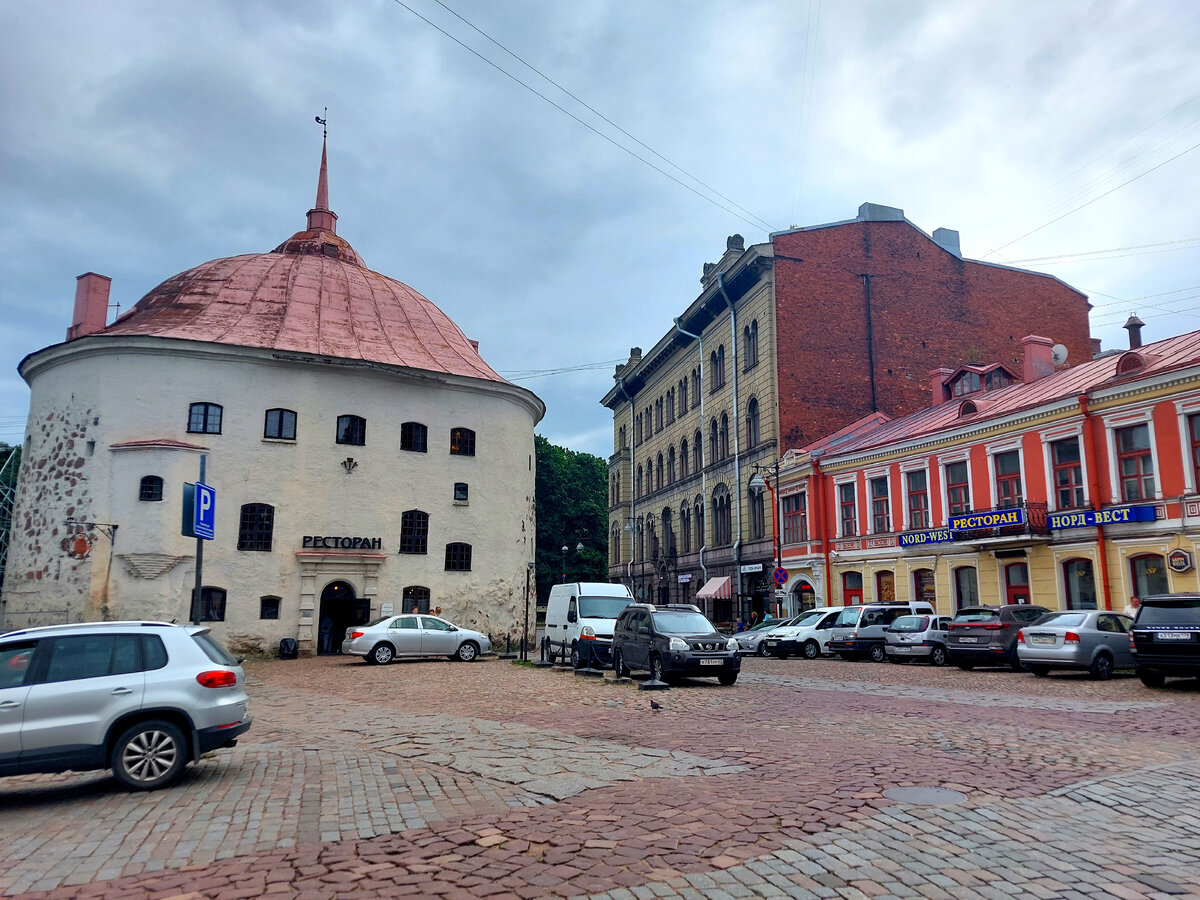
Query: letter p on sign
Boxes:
[{"xmin": 193, "ymin": 482, "xmax": 217, "ymax": 540}]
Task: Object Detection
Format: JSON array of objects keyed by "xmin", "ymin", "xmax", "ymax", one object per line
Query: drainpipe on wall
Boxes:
[
  {"xmin": 616, "ymin": 375, "xmax": 636, "ymax": 594},
  {"xmin": 673, "ymin": 317, "xmax": 709, "ymax": 611},
  {"xmin": 1078, "ymin": 396, "xmax": 1113, "ymax": 611},
  {"xmin": 717, "ymin": 272, "xmax": 744, "ymax": 612},
  {"xmin": 811, "ymin": 454, "xmax": 832, "ymax": 605}
]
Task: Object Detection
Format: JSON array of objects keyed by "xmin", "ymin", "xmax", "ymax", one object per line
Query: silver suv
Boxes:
[{"xmin": 0, "ymin": 621, "xmax": 251, "ymax": 791}]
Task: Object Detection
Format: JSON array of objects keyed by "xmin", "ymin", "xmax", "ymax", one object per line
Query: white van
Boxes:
[{"xmin": 543, "ymin": 582, "xmax": 635, "ymax": 668}]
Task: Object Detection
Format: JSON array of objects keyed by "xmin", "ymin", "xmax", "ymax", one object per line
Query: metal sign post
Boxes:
[{"xmin": 182, "ymin": 455, "xmax": 216, "ymax": 625}]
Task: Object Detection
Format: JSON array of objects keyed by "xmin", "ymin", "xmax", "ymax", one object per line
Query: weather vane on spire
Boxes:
[{"xmin": 315, "ymin": 107, "xmax": 327, "ymax": 139}]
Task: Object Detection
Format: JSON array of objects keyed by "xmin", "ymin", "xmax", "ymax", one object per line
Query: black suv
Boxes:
[
  {"xmin": 611, "ymin": 604, "xmax": 741, "ymax": 685},
  {"xmin": 1130, "ymin": 593, "xmax": 1200, "ymax": 688}
]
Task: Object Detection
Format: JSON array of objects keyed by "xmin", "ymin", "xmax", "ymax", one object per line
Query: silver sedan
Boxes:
[
  {"xmin": 1016, "ymin": 610, "xmax": 1134, "ymax": 680},
  {"xmin": 341, "ymin": 614, "xmax": 491, "ymax": 665}
]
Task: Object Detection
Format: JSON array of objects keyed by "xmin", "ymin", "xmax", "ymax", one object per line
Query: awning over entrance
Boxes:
[{"xmin": 696, "ymin": 576, "xmax": 732, "ymax": 600}]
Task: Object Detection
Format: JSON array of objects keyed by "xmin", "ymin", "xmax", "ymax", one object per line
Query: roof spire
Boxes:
[{"xmin": 307, "ymin": 109, "xmax": 337, "ymax": 234}]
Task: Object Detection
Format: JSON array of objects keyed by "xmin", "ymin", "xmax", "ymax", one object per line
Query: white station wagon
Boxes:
[{"xmin": 342, "ymin": 614, "xmax": 491, "ymax": 664}]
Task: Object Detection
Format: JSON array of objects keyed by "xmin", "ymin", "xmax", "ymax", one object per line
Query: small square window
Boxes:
[
  {"xmin": 265, "ymin": 408, "xmax": 297, "ymax": 440},
  {"xmin": 139, "ymin": 475, "xmax": 164, "ymax": 501},
  {"xmin": 401, "ymin": 422, "xmax": 427, "ymax": 453},
  {"xmin": 260, "ymin": 596, "xmax": 281, "ymax": 620},
  {"xmin": 449, "ymin": 427, "xmax": 475, "ymax": 456},
  {"xmin": 337, "ymin": 415, "xmax": 366, "ymax": 446},
  {"xmin": 454, "ymin": 482, "xmax": 469, "ymax": 502},
  {"xmin": 188, "ymin": 402, "xmax": 222, "ymax": 434},
  {"xmin": 445, "ymin": 542, "xmax": 472, "ymax": 571}
]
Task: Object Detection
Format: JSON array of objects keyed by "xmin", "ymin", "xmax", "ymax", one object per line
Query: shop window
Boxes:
[
  {"xmin": 1130, "ymin": 553, "xmax": 1168, "ymax": 599},
  {"xmin": 450, "ymin": 427, "xmax": 476, "ymax": 456},
  {"xmin": 260, "ymin": 595, "xmax": 281, "ymax": 620},
  {"xmin": 945, "ymin": 462, "xmax": 970, "ymax": 517},
  {"xmin": 404, "ymin": 585, "xmax": 431, "ymax": 614},
  {"xmin": 953, "ymin": 566, "xmax": 979, "ymax": 611},
  {"xmin": 1062, "ymin": 558, "xmax": 1097, "ymax": 610},
  {"xmin": 401, "ymin": 421, "xmax": 427, "ymax": 453},
  {"xmin": 264, "ymin": 408, "xmax": 297, "ymax": 440},
  {"xmin": 1051, "ymin": 438, "xmax": 1085, "ymax": 509},
  {"xmin": 876, "ymin": 570, "xmax": 895, "ymax": 603},
  {"xmin": 138, "ymin": 475, "xmax": 164, "ymax": 502},
  {"xmin": 336, "ymin": 414, "xmax": 366, "ymax": 446},
  {"xmin": 842, "ymin": 572, "xmax": 863, "ymax": 605},
  {"xmin": 782, "ymin": 492, "xmax": 808, "ymax": 543},
  {"xmin": 200, "ymin": 586, "xmax": 227, "ymax": 622},
  {"xmin": 870, "ymin": 476, "xmax": 890, "ymax": 533},
  {"xmin": 444, "ymin": 542, "xmax": 472, "ymax": 571},
  {"xmin": 1116, "ymin": 424, "xmax": 1154, "ymax": 500},
  {"xmin": 839, "ymin": 482, "xmax": 857, "ymax": 537},
  {"xmin": 906, "ymin": 470, "xmax": 929, "ymax": 529},
  {"xmin": 188, "ymin": 402, "xmax": 223, "ymax": 434},
  {"xmin": 913, "ymin": 568, "xmax": 936, "ymax": 606},
  {"xmin": 400, "ymin": 510, "xmax": 429, "ymax": 554},
  {"xmin": 236, "ymin": 503, "xmax": 274, "ymax": 551},
  {"xmin": 1004, "ymin": 562, "xmax": 1030, "ymax": 604},
  {"xmin": 454, "ymin": 482, "xmax": 469, "ymax": 502},
  {"xmin": 994, "ymin": 450, "xmax": 1023, "ymax": 507}
]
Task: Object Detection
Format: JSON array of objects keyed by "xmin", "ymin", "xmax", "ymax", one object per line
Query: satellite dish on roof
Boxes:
[{"xmin": 1051, "ymin": 343, "xmax": 1069, "ymax": 365}]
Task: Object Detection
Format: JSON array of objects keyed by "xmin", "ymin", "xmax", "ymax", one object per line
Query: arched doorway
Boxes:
[
  {"xmin": 317, "ymin": 580, "xmax": 370, "ymax": 654},
  {"xmin": 790, "ymin": 579, "xmax": 817, "ymax": 614}
]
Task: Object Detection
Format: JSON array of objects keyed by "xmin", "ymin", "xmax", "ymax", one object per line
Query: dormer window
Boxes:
[
  {"xmin": 948, "ymin": 365, "xmax": 1015, "ymax": 398},
  {"xmin": 959, "ymin": 400, "xmax": 978, "ymax": 416},
  {"xmin": 1116, "ymin": 352, "xmax": 1145, "ymax": 375},
  {"xmin": 985, "ymin": 370, "xmax": 1012, "ymax": 390},
  {"xmin": 951, "ymin": 372, "xmax": 981, "ymax": 396}
]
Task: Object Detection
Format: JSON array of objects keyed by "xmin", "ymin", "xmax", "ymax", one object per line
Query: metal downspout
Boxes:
[
  {"xmin": 813, "ymin": 456, "xmax": 832, "ymax": 605},
  {"xmin": 673, "ymin": 317, "xmax": 708, "ymax": 611},
  {"xmin": 718, "ymin": 272, "xmax": 743, "ymax": 611},
  {"xmin": 616, "ymin": 376, "xmax": 636, "ymax": 594},
  {"xmin": 1078, "ymin": 396, "xmax": 1113, "ymax": 610}
]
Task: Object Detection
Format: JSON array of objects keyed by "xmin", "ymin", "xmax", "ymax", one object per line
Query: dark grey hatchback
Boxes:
[{"xmin": 611, "ymin": 604, "xmax": 741, "ymax": 685}]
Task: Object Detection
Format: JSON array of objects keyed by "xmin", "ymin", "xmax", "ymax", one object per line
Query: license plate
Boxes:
[
  {"xmin": 766, "ymin": 640, "xmax": 778, "ymax": 647},
  {"xmin": 894, "ymin": 647, "xmax": 911, "ymax": 653},
  {"xmin": 1156, "ymin": 632, "xmax": 1194, "ymax": 641},
  {"xmin": 958, "ymin": 636, "xmax": 978, "ymax": 643},
  {"xmin": 699, "ymin": 658, "xmax": 723, "ymax": 666},
  {"xmin": 1030, "ymin": 636, "xmax": 1055, "ymax": 645}
]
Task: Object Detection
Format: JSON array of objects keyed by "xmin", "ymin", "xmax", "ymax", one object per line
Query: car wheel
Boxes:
[
  {"xmin": 757, "ymin": 642, "xmax": 772, "ymax": 657},
  {"xmin": 1089, "ymin": 653, "xmax": 1115, "ymax": 681},
  {"xmin": 111, "ymin": 719, "xmax": 188, "ymax": 791},
  {"xmin": 955, "ymin": 661, "xmax": 975, "ymax": 670},
  {"xmin": 802, "ymin": 640, "xmax": 820, "ymax": 660},
  {"xmin": 455, "ymin": 641, "xmax": 479, "ymax": 662},
  {"xmin": 868, "ymin": 644, "xmax": 887, "ymax": 663},
  {"xmin": 929, "ymin": 645, "xmax": 948, "ymax": 667},
  {"xmin": 650, "ymin": 654, "xmax": 666, "ymax": 683},
  {"xmin": 1009, "ymin": 655, "xmax": 1027, "ymax": 673},
  {"xmin": 369, "ymin": 643, "xmax": 394, "ymax": 665},
  {"xmin": 613, "ymin": 648, "xmax": 630, "ymax": 678},
  {"xmin": 718, "ymin": 671, "xmax": 738, "ymax": 686},
  {"xmin": 570, "ymin": 644, "xmax": 582, "ymax": 669},
  {"xmin": 1139, "ymin": 669, "xmax": 1166, "ymax": 688},
  {"xmin": 542, "ymin": 637, "xmax": 555, "ymax": 664},
  {"xmin": 1029, "ymin": 665, "xmax": 1049, "ymax": 677}
]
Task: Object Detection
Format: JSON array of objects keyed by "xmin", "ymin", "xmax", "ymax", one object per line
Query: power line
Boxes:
[
  {"xmin": 388, "ymin": 0, "xmax": 778, "ymax": 234},
  {"xmin": 1004, "ymin": 237, "xmax": 1200, "ymax": 266}
]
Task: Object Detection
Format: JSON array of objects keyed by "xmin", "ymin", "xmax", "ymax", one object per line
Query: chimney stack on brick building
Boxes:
[
  {"xmin": 929, "ymin": 367, "xmax": 953, "ymax": 404},
  {"xmin": 1021, "ymin": 335, "xmax": 1055, "ymax": 383}
]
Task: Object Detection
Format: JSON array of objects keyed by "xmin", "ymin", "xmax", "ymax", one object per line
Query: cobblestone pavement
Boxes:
[{"xmin": 1, "ymin": 654, "xmax": 1199, "ymax": 899}]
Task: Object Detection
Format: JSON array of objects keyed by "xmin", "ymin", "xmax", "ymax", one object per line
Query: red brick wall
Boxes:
[{"xmin": 773, "ymin": 221, "xmax": 1092, "ymax": 450}]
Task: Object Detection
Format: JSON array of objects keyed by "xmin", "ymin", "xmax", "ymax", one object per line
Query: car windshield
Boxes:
[
  {"xmin": 889, "ymin": 616, "xmax": 928, "ymax": 633},
  {"xmin": 579, "ymin": 596, "xmax": 634, "ymax": 618},
  {"xmin": 1138, "ymin": 600, "xmax": 1200, "ymax": 626},
  {"xmin": 746, "ymin": 619, "xmax": 776, "ymax": 632},
  {"xmin": 832, "ymin": 607, "xmax": 862, "ymax": 627},
  {"xmin": 1035, "ymin": 612, "xmax": 1087, "ymax": 628},
  {"xmin": 952, "ymin": 609, "xmax": 998, "ymax": 623},
  {"xmin": 790, "ymin": 610, "xmax": 824, "ymax": 627},
  {"xmin": 653, "ymin": 611, "xmax": 715, "ymax": 634}
]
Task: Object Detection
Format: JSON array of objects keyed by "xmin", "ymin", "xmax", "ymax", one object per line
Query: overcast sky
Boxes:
[{"xmin": 2, "ymin": 0, "xmax": 1199, "ymax": 459}]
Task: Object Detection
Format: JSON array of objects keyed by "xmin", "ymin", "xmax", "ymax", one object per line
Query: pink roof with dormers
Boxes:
[{"xmin": 97, "ymin": 138, "xmax": 505, "ymax": 384}]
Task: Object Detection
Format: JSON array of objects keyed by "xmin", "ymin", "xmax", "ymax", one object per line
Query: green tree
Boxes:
[
  {"xmin": 0, "ymin": 441, "xmax": 21, "ymax": 593},
  {"xmin": 534, "ymin": 435, "xmax": 608, "ymax": 606}
]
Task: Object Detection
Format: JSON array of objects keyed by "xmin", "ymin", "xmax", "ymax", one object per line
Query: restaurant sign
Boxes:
[
  {"xmin": 899, "ymin": 529, "xmax": 956, "ymax": 547},
  {"xmin": 947, "ymin": 507, "xmax": 1025, "ymax": 531},
  {"xmin": 1047, "ymin": 504, "xmax": 1157, "ymax": 530},
  {"xmin": 302, "ymin": 536, "xmax": 384, "ymax": 550}
]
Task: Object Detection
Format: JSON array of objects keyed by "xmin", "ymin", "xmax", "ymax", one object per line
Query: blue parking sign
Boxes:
[{"xmin": 182, "ymin": 481, "xmax": 217, "ymax": 541}]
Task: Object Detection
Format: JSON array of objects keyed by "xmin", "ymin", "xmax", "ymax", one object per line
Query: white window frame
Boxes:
[
  {"xmin": 833, "ymin": 474, "xmax": 860, "ymax": 538},
  {"xmin": 1040, "ymin": 423, "xmax": 1089, "ymax": 513},
  {"xmin": 1103, "ymin": 409, "xmax": 1162, "ymax": 503},
  {"xmin": 984, "ymin": 437, "xmax": 1026, "ymax": 509},
  {"xmin": 1174, "ymin": 395, "xmax": 1200, "ymax": 494},
  {"xmin": 899, "ymin": 465, "xmax": 931, "ymax": 531},
  {"xmin": 938, "ymin": 449, "xmax": 972, "ymax": 524}
]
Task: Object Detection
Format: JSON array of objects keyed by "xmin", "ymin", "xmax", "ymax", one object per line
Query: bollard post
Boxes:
[{"xmin": 575, "ymin": 636, "xmax": 603, "ymax": 678}]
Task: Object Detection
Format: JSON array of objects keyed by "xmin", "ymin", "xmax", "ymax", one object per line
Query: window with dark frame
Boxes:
[
  {"xmin": 746, "ymin": 398, "xmax": 760, "ymax": 448},
  {"xmin": 201, "ymin": 586, "xmax": 227, "ymax": 622},
  {"xmin": 454, "ymin": 482, "xmax": 469, "ymax": 502},
  {"xmin": 839, "ymin": 482, "xmax": 857, "ymax": 537},
  {"xmin": 749, "ymin": 485, "xmax": 765, "ymax": 540},
  {"xmin": 870, "ymin": 476, "xmax": 890, "ymax": 534},
  {"xmin": 444, "ymin": 542, "xmax": 472, "ymax": 571},
  {"xmin": 945, "ymin": 462, "xmax": 970, "ymax": 517},
  {"xmin": 401, "ymin": 421, "xmax": 428, "ymax": 453},
  {"xmin": 404, "ymin": 585, "xmax": 431, "ymax": 614},
  {"xmin": 994, "ymin": 450, "xmax": 1024, "ymax": 507},
  {"xmin": 336, "ymin": 414, "xmax": 366, "ymax": 446},
  {"xmin": 260, "ymin": 596, "xmax": 281, "ymax": 619},
  {"xmin": 1051, "ymin": 438, "xmax": 1085, "ymax": 509},
  {"xmin": 400, "ymin": 510, "xmax": 429, "ymax": 554},
  {"xmin": 139, "ymin": 475, "xmax": 164, "ymax": 501},
  {"xmin": 450, "ymin": 427, "xmax": 476, "ymax": 456},
  {"xmin": 906, "ymin": 470, "xmax": 930, "ymax": 530},
  {"xmin": 1116, "ymin": 424, "xmax": 1155, "ymax": 500},
  {"xmin": 188, "ymin": 402, "xmax": 223, "ymax": 434},
  {"xmin": 264, "ymin": 408, "xmax": 297, "ymax": 440},
  {"xmin": 694, "ymin": 497, "xmax": 705, "ymax": 548},
  {"xmin": 237, "ymin": 503, "xmax": 275, "ymax": 551}
]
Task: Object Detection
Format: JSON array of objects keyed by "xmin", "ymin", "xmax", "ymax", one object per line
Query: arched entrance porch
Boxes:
[{"xmin": 317, "ymin": 580, "xmax": 370, "ymax": 654}]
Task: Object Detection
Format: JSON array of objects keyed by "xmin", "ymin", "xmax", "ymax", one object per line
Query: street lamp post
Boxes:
[
  {"xmin": 562, "ymin": 541, "xmax": 585, "ymax": 584},
  {"xmin": 750, "ymin": 455, "xmax": 784, "ymax": 616}
]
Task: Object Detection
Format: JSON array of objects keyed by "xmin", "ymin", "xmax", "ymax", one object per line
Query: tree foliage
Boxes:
[{"xmin": 534, "ymin": 434, "xmax": 608, "ymax": 605}]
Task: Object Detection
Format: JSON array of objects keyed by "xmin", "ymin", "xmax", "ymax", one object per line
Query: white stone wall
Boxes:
[{"xmin": 3, "ymin": 337, "xmax": 542, "ymax": 650}]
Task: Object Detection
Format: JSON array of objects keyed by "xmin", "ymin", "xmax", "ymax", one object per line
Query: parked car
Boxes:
[
  {"xmin": 946, "ymin": 604, "xmax": 1050, "ymax": 671},
  {"xmin": 611, "ymin": 603, "xmax": 741, "ymax": 685},
  {"xmin": 828, "ymin": 601, "xmax": 936, "ymax": 662},
  {"xmin": 342, "ymin": 613, "xmax": 491, "ymax": 664},
  {"xmin": 542, "ymin": 581, "xmax": 635, "ymax": 668},
  {"xmin": 762, "ymin": 608, "xmax": 842, "ymax": 659},
  {"xmin": 884, "ymin": 614, "xmax": 952, "ymax": 665},
  {"xmin": 1129, "ymin": 593, "xmax": 1200, "ymax": 688},
  {"xmin": 1016, "ymin": 610, "xmax": 1134, "ymax": 679},
  {"xmin": 733, "ymin": 614, "xmax": 804, "ymax": 656},
  {"xmin": 0, "ymin": 621, "xmax": 251, "ymax": 791}
]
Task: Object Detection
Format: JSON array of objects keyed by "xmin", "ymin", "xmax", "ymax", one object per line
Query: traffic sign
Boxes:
[
  {"xmin": 182, "ymin": 481, "xmax": 217, "ymax": 541},
  {"xmin": 772, "ymin": 567, "xmax": 788, "ymax": 585}
]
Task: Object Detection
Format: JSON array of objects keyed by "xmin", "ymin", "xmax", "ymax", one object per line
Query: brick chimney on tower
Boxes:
[{"xmin": 67, "ymin": 273, "xmax": 111, "ymax": 340}]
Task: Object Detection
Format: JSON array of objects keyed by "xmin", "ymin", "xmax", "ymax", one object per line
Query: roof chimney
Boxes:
[
  {"xmin": 932, "ymin": 227, "xmax": 961, "ymax": 258},
  {"xmin": 929, "ymin": 367, "xmax": 953, "ymax": 405},
  {"xmin": 1021, "ymin": 335, "xmax": 1055, "ymax": 383},
  {"xmin": 1090, "ymin": 337, "xmax": 1103, "ymax": 358},
  {"xmin": 1124, "ymin": 315, "xmax": 1145, "ymax": 349},
  {"xmin": 67, "ymin": 273, "xmax": 111, "ymax": 341}
]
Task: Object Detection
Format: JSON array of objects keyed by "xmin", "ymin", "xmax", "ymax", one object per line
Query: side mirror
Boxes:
[{"xmin": 567, "ymin": 610, "xmax": 577, "ymax": 624}]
